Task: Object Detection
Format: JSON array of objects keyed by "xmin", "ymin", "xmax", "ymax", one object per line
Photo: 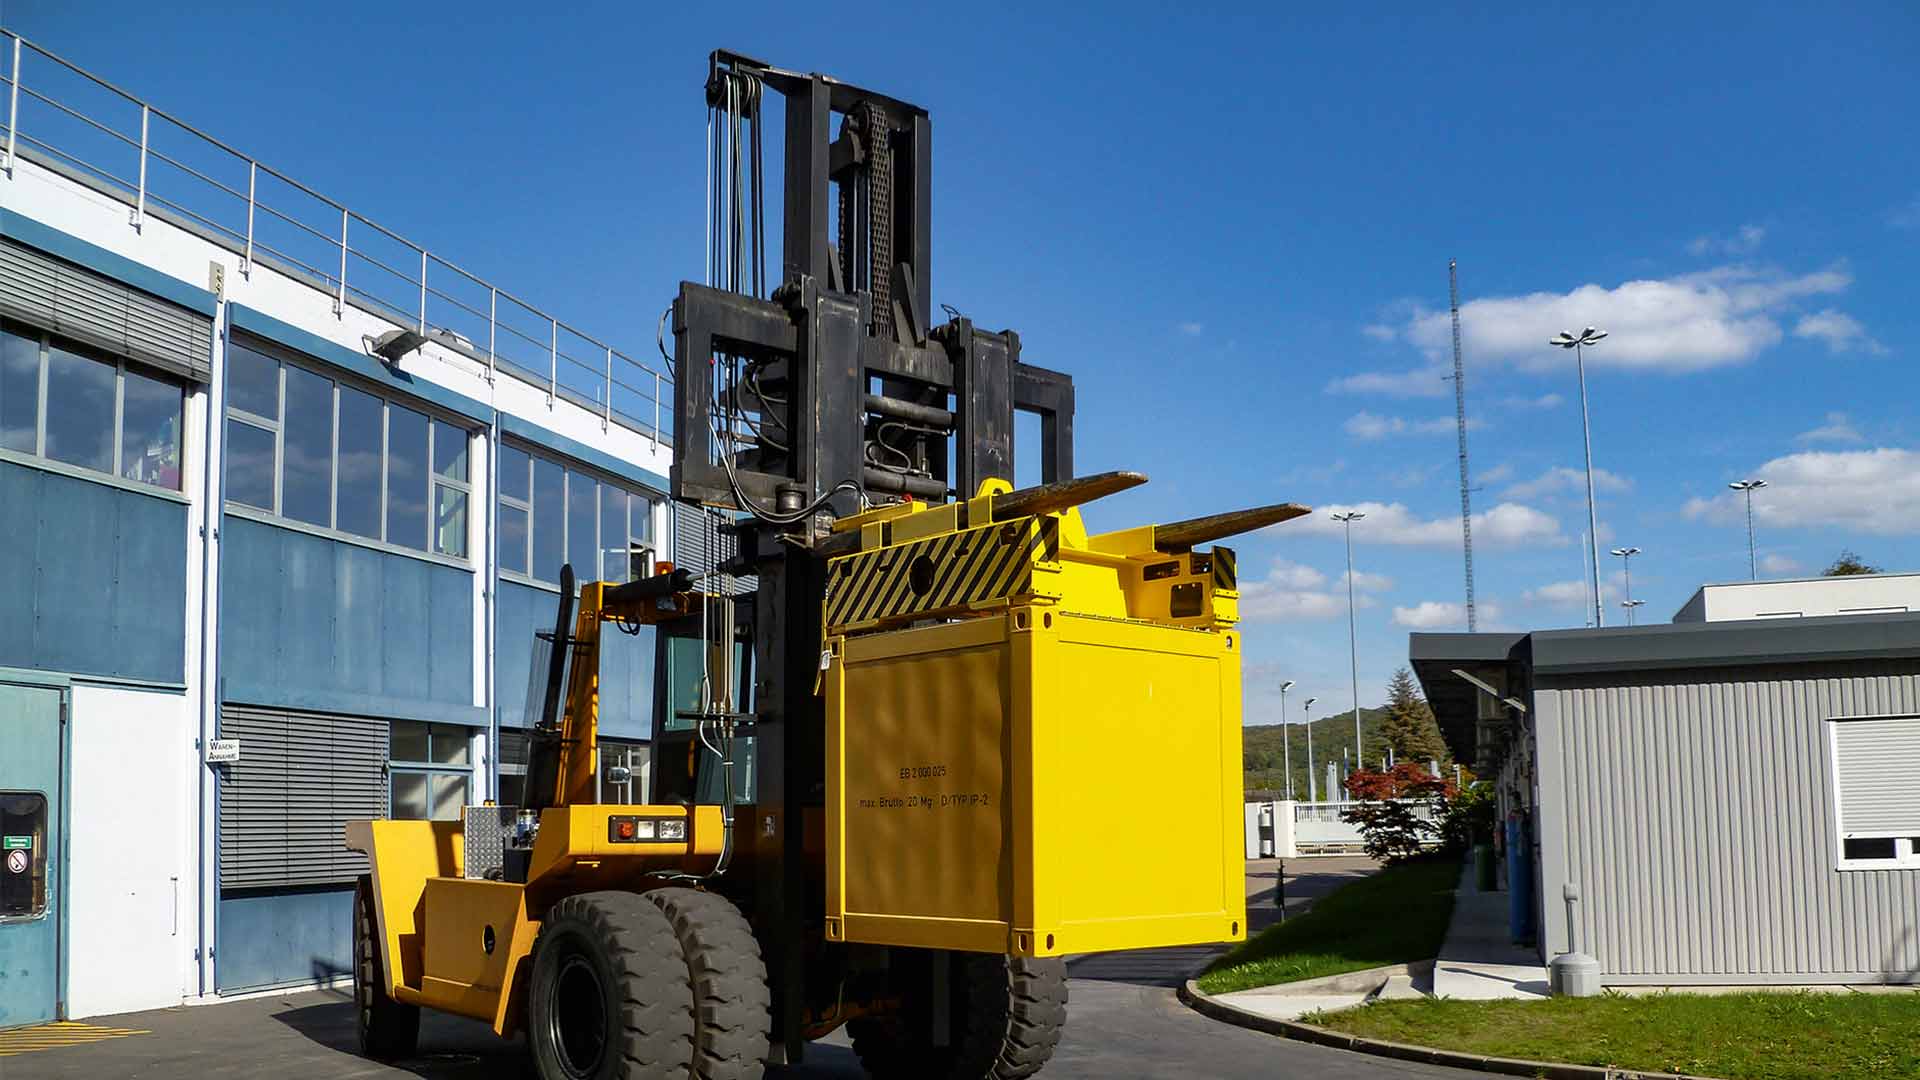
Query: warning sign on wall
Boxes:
[{"xmin": 4, "ymin": 849, "xmax": 25, "ymax": 874}]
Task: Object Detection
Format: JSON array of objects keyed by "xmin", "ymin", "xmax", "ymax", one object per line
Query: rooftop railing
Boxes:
[{"xmin": 0, "ymin": 29, "xmax": 670, "ymax": 447}]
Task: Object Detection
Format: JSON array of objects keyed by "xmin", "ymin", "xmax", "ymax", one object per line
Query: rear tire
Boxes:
[
  {"xmin": 528, "ymin": 891, "xmax": 694, "ymax": 1080},
  {"xmin": 645, "ymin": 888, "xmax": 771, "ymax": 1080},
  {"xmin": 353, "ymin": 875, "xmax": 420, "ymax": 1060},
  {"xmin": 848, "ymin": 952, "xmax": 1066, "ymax": 1080}
]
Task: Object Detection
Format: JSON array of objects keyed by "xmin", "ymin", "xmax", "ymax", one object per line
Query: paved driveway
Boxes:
[{"xmin": 7, "ymin": 859, "xmax": 1482, "ymax": 1080}]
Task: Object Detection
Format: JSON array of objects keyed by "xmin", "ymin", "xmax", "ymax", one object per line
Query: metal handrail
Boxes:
[{"xmin": 0, "ymin": 27, "xmax": 671, "ymax": 446}]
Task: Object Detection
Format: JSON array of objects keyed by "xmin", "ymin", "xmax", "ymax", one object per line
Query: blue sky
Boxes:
[{"xmin": 7, "ymin": 3, "xmax": 1918, "ymax": 728}]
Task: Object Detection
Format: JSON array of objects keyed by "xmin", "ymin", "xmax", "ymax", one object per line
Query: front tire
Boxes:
[
  {"xmin": 353, "ymin": 875, "xmax": 420, "ymax": 1060},
  {"xmin": 528, "ymin": 891, "xmax": 694, "ymax": 1080}
]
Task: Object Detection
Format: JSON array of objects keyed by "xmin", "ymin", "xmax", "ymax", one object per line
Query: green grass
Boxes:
[
  {"xmin": 1196, "ymin": 857, "xmax": 1458, "ymax": 994},
  {"xmin": 1312, "ymin": 992, "xmax": 1920, "ymax": 1080}
]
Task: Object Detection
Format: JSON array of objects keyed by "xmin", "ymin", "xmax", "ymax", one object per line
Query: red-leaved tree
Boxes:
[{"xmin": 1340, "ymin": 764, "xmax": 1456, "ymax": 864}]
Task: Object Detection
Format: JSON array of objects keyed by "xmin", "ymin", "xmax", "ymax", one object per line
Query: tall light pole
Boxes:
[
  {"xmin": 1552, "ymin": 327, "xmax": 1608, "ymax": 628},
  {"xmin": 1278, "ymin": 679, "xmax": 1296, "ymax": 800},
  {"xmin": 1611, "ymin": 546, "xmax": 1640, "ymax": 623},
  {"xmin": 1332, "ymin": 510, "xmax": 1366, "ymax": 771},
  {"xmin": 1303, "ymin": 697, "xmax": 1318, "ymax": 803},
  {"xmin": 1728, "ymin": 479, "xmax": 1767, "ymax": 580}
]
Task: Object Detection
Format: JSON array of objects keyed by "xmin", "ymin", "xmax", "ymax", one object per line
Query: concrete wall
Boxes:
[
  {"xmin": 1674, "ymin": 574, "xmax": 1920, "ymax": 623},
  {"xmin": 1535, "ymin": 661, "xmax": 1920, "ymax": 984}
]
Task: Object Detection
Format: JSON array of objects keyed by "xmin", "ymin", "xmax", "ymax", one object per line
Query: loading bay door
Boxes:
[{"xmin": 0, "ymin": 682, "xmax": 65, "ymax": 1028}]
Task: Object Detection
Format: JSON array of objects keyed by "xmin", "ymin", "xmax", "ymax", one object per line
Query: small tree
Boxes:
[
  {"xmin": 1341, "ymin": 764, "xmax": 1454, "ymax": 864},
  {"xmin": 1376, "ymin": 668, "xmax": 1451, "ymax": 767},
  {"xmin": 1438, "ymin": 781, "xmax": 1497, "ymax": 855},
  {"xmin": 1823, "ymin": 550, "xmax": 1881, "ymax": 576}
]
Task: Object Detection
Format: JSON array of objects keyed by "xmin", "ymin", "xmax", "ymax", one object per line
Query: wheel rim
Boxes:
[{"xmin": 548, "ymin": 951, "xmax": 608, "ymax": 1078}]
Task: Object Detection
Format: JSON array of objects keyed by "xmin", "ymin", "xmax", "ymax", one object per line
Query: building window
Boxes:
[
  {"xmin": 0, "ymin": 792, "xmax": 50, "ymax": 919},
  {"xmin": 224, "ymin": 339, "xmax": 471, "ymax": 556},
  {"xmin": 0, "ymin": 319, "xmax": 184, "ymax": 490},
  {"xmin": 389, "ymin": 720, "xmax": 473, "ymax": 821},
  {"xmin": 1828, "ymin": 715, "xmax": 1920, "ymax": 870},
  {"xmin": 496, "ymin": 441, "xmax": 656, "ymax": 587}
]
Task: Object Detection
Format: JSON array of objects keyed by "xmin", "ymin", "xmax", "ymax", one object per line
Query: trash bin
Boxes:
[{"xmin": 1473, "ymin": 842, "xmax": 1497, "ymax": 892}]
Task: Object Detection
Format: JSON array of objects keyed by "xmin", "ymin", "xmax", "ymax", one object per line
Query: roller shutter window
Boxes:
[
  {"xmin": 1828, "ymin": 715, "xmax": 1920, "ymax": 868},
  {"xmin": 0, "ymin": 238, "xmax": 213, "ymax": 384},
  {"xmin": 217, "ymin": 706, "xmax": 387, "ymax": 890}
]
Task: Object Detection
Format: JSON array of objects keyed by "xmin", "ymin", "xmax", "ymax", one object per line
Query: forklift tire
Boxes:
[
  {"xmin": 353, "ymin": 875, "xmax": 420, "ymax": 1060},
  {"xmin": 645, "ymin": 888, "xmax": 771, "ymax": 1080},
  {"xmin": 528, "ymin": 891, "xmax": 695, "ymax": 1080},
  {"xmin": 848, "ymin": 953, "xmax": 1067, "ymax": 1080}
]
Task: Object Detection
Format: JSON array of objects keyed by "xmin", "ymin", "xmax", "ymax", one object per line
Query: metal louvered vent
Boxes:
[
  {"xmin": 217, "ymin": 706, "xmax": 387, "ymax": 890},
  {"xmin": 1831, "ymin": 716, "xmax": 1920, "ymax": 836},
  {"xmin": 0, "ymin": 238, "xmax": 213, "ymax": 383}
]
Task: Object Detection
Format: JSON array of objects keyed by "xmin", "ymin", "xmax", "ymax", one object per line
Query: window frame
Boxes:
[
  {"xmin": 496, "ymin": 438, "xmax": 659, "ymax": 590},
  {"xmin": 1, "ymin": 318, "xmax": 187, "ymax": 494},
  {"xmin": 1826, "ymin": 714, "xmax": 1920, "ymax": 872},
  {"xmin": 386, "ymin": 720, "xmax": 476, "ymax": 822},
  {"xmin": 223, "ymin": 335, "xmax": 475, "ymax": 566}
]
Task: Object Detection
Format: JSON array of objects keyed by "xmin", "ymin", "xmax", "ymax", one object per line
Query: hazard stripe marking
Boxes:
[
  {"xmin": 827, "ymin": 520, "xmax": 1045, "ymax": 629},
  {"xmin": 0, "ymin": 1021, "xmax": 149, "ymax": 1057},
  {"xmin": 1213, "ymin": 546, "xmax": 1237, "ymax": 591}
]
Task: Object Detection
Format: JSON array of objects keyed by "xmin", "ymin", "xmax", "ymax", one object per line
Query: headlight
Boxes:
[
  {"xmin": 656, "ymin": 818, "xmax": 687, "ymax": 841},
  {"xmin": 608, "ymin": 815, "xmax": 689, "ymax": 843}
]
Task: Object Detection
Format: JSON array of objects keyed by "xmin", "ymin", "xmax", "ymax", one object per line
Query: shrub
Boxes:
[{"xmin": 1342, "ymin": 764, "xmax": 1455, "ymax": 865}]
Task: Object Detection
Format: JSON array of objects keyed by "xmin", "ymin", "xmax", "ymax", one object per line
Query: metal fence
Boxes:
[
  {"xmin": 1245, "ymin": 799, "xmax": 1442, "ymax": 858},
  {"xmin": 0, "ymin": 29, "xmax": 670, "ymax": 445}
]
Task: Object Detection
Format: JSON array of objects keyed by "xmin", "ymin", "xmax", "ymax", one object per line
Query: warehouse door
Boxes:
[{"xmin": 0, "ymin": 683, "xmax": 64, "ymax": 1028}]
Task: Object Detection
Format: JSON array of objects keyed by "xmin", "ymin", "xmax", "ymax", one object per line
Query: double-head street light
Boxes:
[
  {"xmin": 1331, "ymin": 510, "xmax": 1366, "ymax": 771},
  {"xmin": 1611, "ymin": 546, "xmax": 1642, "ymax": 624},
  {"xmin": 1303, "ymin": 697, "xmax": 1319, "ymax": 802},
  {"xmin": 1552, "ymin": 327, "xmax": 1608, "ymax": 629},
  {"xmin": 1728, "ymin": 479, "xmax": 1768, "ymax": 580},
  {"xmin": 1621, "ymin": 598, "xmax": 1647, "ymax": 623},
  {"xmin": 1278, "ymin": 679, "xmax": 1296, "ymax": 800}
]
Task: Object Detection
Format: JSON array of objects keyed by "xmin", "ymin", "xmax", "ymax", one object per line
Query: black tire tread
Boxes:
[
  {"xmin": 645, "ymin": 888, "xmax": 771, "ymax": 1080},
  {"xmin": 354, "ymin": 875, "xmax": 420, "ymax": 1061},
  {"xmin": 847, "ymin": 952, "xmax": 1067, "ymax": 1080},
  {"xmin": 531, "ymin": 891, "xmax": 693, "ymax": 1078}
]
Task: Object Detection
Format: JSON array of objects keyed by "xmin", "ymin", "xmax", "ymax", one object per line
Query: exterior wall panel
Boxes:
[
  {"xmin": 1539, "ymin": 662, "xmax": 1920, "ymax": 983},
  {"xmin": 494, "ymin": 577, "xmax": 653, "ymax": 739}
]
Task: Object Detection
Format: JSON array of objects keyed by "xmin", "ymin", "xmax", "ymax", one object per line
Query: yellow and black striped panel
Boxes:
[
  {"xmin": 826, "ymin": 517, "xmax": 1054, "ymax": 630},
  {"xmin": 1212, "ymin": 546, "xmax": 1237, "ymax": 591}
]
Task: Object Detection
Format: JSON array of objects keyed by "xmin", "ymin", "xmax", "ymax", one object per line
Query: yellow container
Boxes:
[{"xmin": 823, "ymin": 606, "xmax": 1246, "ymax": 958}]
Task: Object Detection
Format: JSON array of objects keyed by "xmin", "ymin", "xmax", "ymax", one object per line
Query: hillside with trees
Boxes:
[{"xmin": 1243, "ymin": 667, "xmax": 1453, "ymax": 797}]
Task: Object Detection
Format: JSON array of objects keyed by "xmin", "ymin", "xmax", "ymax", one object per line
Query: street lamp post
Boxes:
[
  {"xmin": 1611, "ymin": 546, "xmax": 1640, "ymax": 623},
  {"xmin": 1552, "ymin": 327, "xmax": 1609, "ymax": 628},
  {"xmin": 1332, "ymin": 510, "xmax": 1366, "ymax": 772},
  {"xmin": 1728, "ymin": 479, "xmax": 1768, "ymax": 580},
  {"xmin": 1303, "ymin": 697, "xmax": 1318, "ymax": 803},
  {"xmin": 1279, "ymin": 679, "xmax": 1295, "ymax": 800}
]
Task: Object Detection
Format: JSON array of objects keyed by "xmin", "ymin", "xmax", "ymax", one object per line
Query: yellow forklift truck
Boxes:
[{"xmin": 347, "ymin": 50, "xmax": 1307, "ymax": 1080}]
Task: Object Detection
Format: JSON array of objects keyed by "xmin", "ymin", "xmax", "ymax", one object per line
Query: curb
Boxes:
[{"xmin": 1176, "ymin": 979, "xmax": 1727, "ymax": 1080}]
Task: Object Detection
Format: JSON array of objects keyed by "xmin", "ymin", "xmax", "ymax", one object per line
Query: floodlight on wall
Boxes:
[{"xmin": 366, "ymin": 328, "xmax": 428, "ymax": 365}]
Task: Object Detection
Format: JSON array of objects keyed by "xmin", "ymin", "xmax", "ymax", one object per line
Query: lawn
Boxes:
[
  {"xmin": 1312, "ymin": 992, "xmax": 1920, "ymax": 1080},
  {"xmin": 1195, "ymin": 856, "xmax": 1458, "ymax": 994}
]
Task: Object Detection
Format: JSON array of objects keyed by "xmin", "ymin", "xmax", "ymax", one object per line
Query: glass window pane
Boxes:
[
  {"xmin": 0, "ymin": 791, "xmax": 49, "ymax": 917},
  {"xmin": 433, "ymin": 420, "xmax": 468, "ymax": 482},
  {"xmin": 429, "ymin": 724, "xmax": 471, "ymax": 766},
  {"xmin": 531, "ymin": 457, "xmax": 564, "ymax": 582},
  {"xmin": 336, "ymin": 387, "xmax": 383, "ymax": 539},
  {"xmin": 499, "ymin": 443, "xmax": 530, "ymax": 501},
  {"xmin": 226, "ymin": 342, "xmax": 279, "ymax": 419},
  {"xmin": 601, "ymin": 488, "xmax": 629, "ymax": 583},
  {"xmin": 631, "ymin": 495, "xmax": 654, "ymax": 546},
  {"xmin": 385, "ymin": 404, "xmax": 428, "ymax": 550},
  {"xmin": 390, "ymin": 773, "xmax": 428, "ymax": 820},
  {"xmin": 281, "ymin": 366, "xmax": 333, "ymax": 526},
  {"xmin": 1845, "ymin": 837, "xmax": 1897, "ymax": 861},
  {"xmin": 0, "ymin": 324, "xmax": 38, "ymax": 454},
  {"xmin": 434, "ymin": 484, "xmax": 468, "ymax": 558},
  {"xmin": 44, "ymin": 343, "xmax": 115, "ymax": 472},
  {"xmin": 568, "ymin": 472, "xmax": 597, "ymax": 581},
  {"xmin": 119, "ymin": 366, "xmax": 183, "ymax": 490},
  {"xmin": 499, "ymin": 505, "xmax": 529, "ymax": 575},
  {"xmin": 497, "ymin": 773, "xmax": 525, "ymax": 809},
  {"xmin": 390, "ymin": 720, "xmax": 429, "ymax": 763},
  {"xmin": 224, "ymin": 418, "xmax": 275, "ymax": 509},
  {"xmin": 429, "ymin": 774, "xmax": 469, "ymax": 821}
]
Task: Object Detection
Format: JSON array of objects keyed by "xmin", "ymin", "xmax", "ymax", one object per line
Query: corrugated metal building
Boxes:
[
  {"xmin": 0, "ymin": 31, "xmax": 681, "ymax": 1024},
  {"xmin": 1415, "ymin": 613, "xmax": 1920, "ymax": 987}
]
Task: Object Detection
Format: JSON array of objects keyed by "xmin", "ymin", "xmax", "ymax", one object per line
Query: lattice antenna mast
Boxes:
[{"xmin": 1448, "ymin": 260, "xmax": 1477, "ymax": 632}]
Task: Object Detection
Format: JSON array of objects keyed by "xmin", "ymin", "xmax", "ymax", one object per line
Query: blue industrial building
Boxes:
[{"xmin": 0, "ymin": 30, "xmax": 683, "ymax": 1024}]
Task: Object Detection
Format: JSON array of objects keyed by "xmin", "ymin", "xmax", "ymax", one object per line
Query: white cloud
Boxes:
[
  {"xmin": 1238, "ymin": 558, "xmax": 1376, "ymax": 622},
  {"xmin": 1177, "ymin": 321, "xmax": 1205, "ymax": 336},
  {"xmin": 1792, "ymin": 309, "xmax": 1885, "ymax": 354},
  {"xmin": 1361, "ymin": 324, "xmax": 1397, "ymax": 342},
  {"xmin": 1344, "ymin": 411, "xmax": 1478, "ymax": 439},
  {"xmin": 1289, "ymin": 501, "xmax": 1564, "ymax": 549},
  {"xmin": 1523, "ymin": 578, "xmax": 1617, "ymax": 609},
  {"xmin": 1759, "ymin": 553, "xmax": 1802, "ymax": 575},
  {"xmin": 1497, "ymin": 392, "xmax": 1563, "ymax": 409},
  {"xmin": 1477, "ymin": 463, "xmax": 1514, "ymax": 485},
  {"xmin": 1683, "ymin": 448, "xmax": 1920, "ymax": 535},
  {"xmin": 1340, "ymin": 266, "xmax": 1854, "ymax": 386},
  {"xmin": 1503, "ymin": 466, "xmax": 1632, "ymax": 501},
  {"xmin": 1392, "ymin": 600, "xmax": 1500, "ymax": 630},
  {"xmin": 1340, "ymin": 569, "xmax": 1393, "ymax": 591},
  {"xmin": 1325, "ymin": 364, "xmax": 1450, "ymax": 398},
  {"xmin": 1687, "ymin": 224, "xmax": 1767, "ymax": 257},
  {"xmin": 1795, "ymin": 411, "xmax": 1863, "ymax": 445}
]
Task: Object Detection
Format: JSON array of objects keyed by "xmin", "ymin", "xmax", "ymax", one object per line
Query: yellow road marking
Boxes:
[{"xmin": 0, "ymin": 1021, "xmax": 149, "ymax": 1056}]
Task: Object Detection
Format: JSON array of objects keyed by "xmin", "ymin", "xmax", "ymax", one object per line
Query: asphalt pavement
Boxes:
[{"xmin": 4, "ymin": 859, "xmax": 1484, "ymax": 1080}]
